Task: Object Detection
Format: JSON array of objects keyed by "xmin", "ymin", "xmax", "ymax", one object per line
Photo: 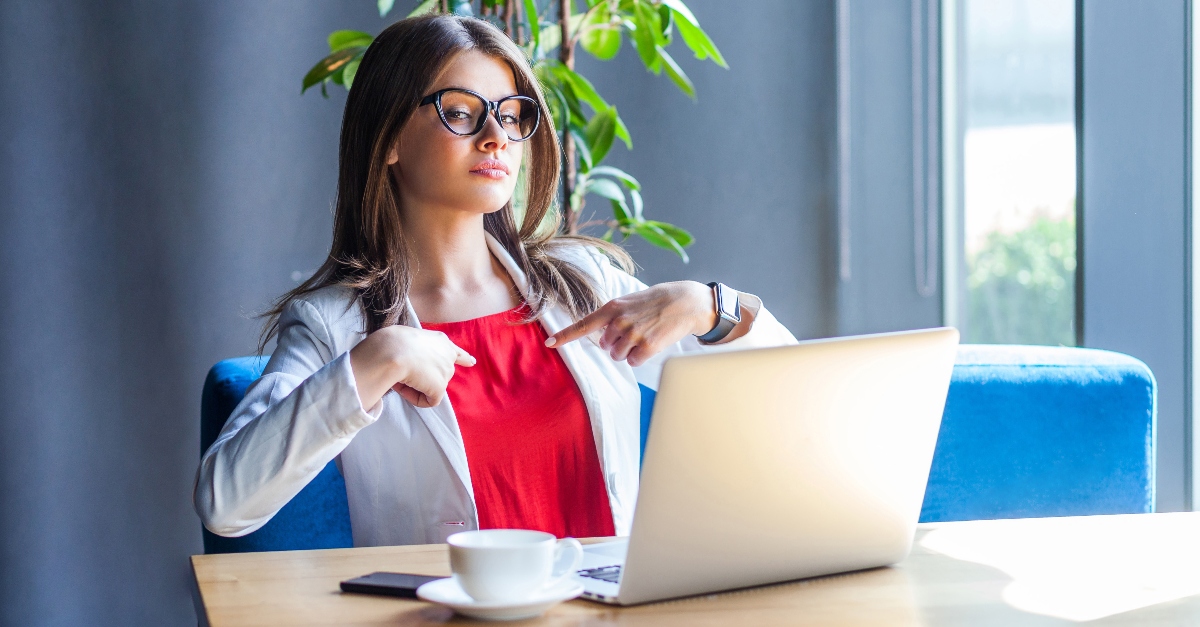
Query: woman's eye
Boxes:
[
  {"xmin": 499, "ymin": 114, "xmax": 519, "ymax": 126},
  {"xmin": 445, "ymin": 109, "xmax": 471, "ymax": 120}
]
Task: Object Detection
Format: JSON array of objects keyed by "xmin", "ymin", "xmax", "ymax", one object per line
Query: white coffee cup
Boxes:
[{"xmin": 447, "ymin": 529, "xmax": 584, "ymax": 603}]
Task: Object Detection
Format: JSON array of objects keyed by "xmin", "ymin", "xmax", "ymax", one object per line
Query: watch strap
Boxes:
[{"xmin": 696, "ymin": 282, "xmax": 740, "ymax": 343}]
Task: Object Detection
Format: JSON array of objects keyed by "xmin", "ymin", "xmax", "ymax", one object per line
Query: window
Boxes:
[{"xmin": 946, "ymin": 0, "xmax": 1077, "ymax": 346}]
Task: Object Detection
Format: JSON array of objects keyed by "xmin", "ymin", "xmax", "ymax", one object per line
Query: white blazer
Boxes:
[{"xmin": 194, "ymin": 233, "xmax": 798, "ymax": 546}]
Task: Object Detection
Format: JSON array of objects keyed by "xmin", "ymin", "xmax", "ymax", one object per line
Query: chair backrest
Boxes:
[
  {"xmin": 919, "ymin": 344, "xmax": 1156, "ymax": 522},
  {"xmin": 200, "ymin": 357, "xmax": 353, "ymax": 553},
  {"xmin": 201, "ymin": 344, "xmax": 1156, "ymax": 552}
]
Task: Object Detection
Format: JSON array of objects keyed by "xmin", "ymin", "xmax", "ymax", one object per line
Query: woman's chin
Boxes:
[
  {"xmin": 457, "ymin": 190, "xmax": 517, "ymax": 214},
  {"xmin": 437, "ymin": 197, "xmax": 513, "ymax": 216}
]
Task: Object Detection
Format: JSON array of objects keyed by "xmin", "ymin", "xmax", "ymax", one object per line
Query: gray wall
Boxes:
[
  {"xmin": 0, "ymin": 1, "xmax": 838, "ymax": 624},
  {"xmin": 1079, "ymin": 0, "xmax": 1190, "ymax": 512},
  {"xmin": 578, "ymin": 1, "xmax": 838, "ymax": 340},
  {"xmin": 0, "ymin": 1, "xmax": 377, "ymax": 624}
]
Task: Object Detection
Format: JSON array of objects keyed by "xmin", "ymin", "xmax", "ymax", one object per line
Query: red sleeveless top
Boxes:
[{"xmin": 422, "ymin": 303, "xmax": 615, "ymax": 538}]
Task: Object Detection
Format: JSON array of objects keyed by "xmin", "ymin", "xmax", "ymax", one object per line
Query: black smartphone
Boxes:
[{"xmin": 339, "ymin": 572, "xmax": 446, "ymax": 599}]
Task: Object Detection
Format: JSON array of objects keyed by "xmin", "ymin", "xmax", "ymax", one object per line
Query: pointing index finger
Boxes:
[
  {"xmin": 545, "ymin": 307, "xmax": 613, "ymax": 348},
  {"xmin": 455, "ymin": 348, "xmax": 476, "ymax": 367}
]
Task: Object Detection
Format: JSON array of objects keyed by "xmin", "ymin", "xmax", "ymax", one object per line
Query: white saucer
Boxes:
[{"xmin": 416, "ymin": 577, "xmax": 584, "ymax": 621}]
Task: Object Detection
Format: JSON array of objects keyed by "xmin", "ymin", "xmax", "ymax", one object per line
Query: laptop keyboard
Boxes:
[{"xmin": 578, "ymin": 565, "xmax": 622, "ymax": 583}]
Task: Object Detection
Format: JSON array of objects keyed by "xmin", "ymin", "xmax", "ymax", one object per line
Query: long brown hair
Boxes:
[{"xmin": 258, "ymin": 14, "xmax": 631, "ymax": 352}]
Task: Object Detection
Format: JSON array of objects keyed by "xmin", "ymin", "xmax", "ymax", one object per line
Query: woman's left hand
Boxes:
[{"xmin": 545, "ymin": 281, "xmax": 717, "ymax": 367}]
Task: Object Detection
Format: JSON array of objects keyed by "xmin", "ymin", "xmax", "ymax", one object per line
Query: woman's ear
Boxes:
[{"xmin": 386, "ymin": 142, "xmax": 399, "ymax": 166}]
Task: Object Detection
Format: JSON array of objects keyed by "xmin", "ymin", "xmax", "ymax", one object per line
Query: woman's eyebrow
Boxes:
[{"xmin": 435, "ymin": 85, "xmax": 521, "ymax": 99}]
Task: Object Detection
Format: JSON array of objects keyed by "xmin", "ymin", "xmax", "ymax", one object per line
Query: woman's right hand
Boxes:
[{"xmin": 349, "ymin": 325, "xmax": 476, "ymax": 410}]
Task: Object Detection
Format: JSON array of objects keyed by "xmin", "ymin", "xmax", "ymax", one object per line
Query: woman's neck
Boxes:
[{"xmin": 401, "ymin": 206, "xmax": 520, "ymax": 323}]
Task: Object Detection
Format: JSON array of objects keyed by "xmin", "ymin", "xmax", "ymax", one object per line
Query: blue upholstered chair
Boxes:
[
  {"xmin": 200, "ymin": 357, "xmax": 353, "ymax": 553},
  {"xmin": 919, "ymin": 345, "xmax": 1156, "ymax": 521},
  {"xmin": 200, "ymin": 344, "xmax": 1155, "ymax": 553}
]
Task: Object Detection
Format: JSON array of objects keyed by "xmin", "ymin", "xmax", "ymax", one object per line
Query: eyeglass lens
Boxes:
[{"xmin": 439, "ymin": 90, "xmax": 537, "ymax": 140}]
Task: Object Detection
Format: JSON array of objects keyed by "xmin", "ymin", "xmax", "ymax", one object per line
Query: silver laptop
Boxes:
[{"xmin": 575, "ymin": 327, "xmax": 959, "ymax": 605}]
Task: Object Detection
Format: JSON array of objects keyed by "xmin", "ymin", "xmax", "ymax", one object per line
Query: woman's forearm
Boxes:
[{"xmin": 194, "ymin": 352, "xmax": 378, "ymax": 536}]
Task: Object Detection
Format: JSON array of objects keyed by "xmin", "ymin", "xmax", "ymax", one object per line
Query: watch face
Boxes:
[{"xmin": 716, "ymin": 284, "xmax": 740, "ymax": 320}]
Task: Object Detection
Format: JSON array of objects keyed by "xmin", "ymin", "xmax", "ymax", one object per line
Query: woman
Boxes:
[{"xmin": 194, "ymin": 14, "xmax": 797, "ymax": 547}]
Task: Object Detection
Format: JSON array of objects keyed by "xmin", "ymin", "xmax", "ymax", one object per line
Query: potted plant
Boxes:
[{"xmin": 302, "ymin": 0, "xmax": 725, "ymax": 262}]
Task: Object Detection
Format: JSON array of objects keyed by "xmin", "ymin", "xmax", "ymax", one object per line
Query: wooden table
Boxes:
[{"xmin": 192, "ymin": 512, "xmax": 1200, "ymax": 626}]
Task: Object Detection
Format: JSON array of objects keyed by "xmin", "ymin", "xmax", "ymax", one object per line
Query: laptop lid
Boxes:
[{"xmin": 615, "ymin": 327, "xmax": 959, "ymax": 605}]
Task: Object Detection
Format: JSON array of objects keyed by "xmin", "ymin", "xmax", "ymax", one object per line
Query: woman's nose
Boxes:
[{"xmin": 475, "ymin": 111, "xmax": 510, "ymax": 152}]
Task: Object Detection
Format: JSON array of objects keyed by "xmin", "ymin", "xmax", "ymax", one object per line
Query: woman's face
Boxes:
[{"xmin": 388, "ymin": 50, "xmax": 525, "ymax": 218}]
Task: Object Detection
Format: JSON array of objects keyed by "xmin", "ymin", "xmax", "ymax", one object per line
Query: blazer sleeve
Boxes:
[
  {"xmin": 580, "ymin": 248, "xmax": 800, "ymax": 390},
  {"xmin": 192, "ymin": 298, "xmax": 382, "ymax": 537}
]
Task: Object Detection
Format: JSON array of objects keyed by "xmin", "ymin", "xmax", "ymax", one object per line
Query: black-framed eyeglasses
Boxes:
[{"xmin": 419, "ymin": 88, "xmax": 540, "ymax": 142}]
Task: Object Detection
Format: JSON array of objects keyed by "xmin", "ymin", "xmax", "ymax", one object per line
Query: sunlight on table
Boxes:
[{"xmin": 919, "ymin": 513, "xmax": 1200, "ymax": 622}]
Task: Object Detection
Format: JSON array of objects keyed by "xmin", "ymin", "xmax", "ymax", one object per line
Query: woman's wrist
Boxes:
[
  {"xmin": 712, "ymin": 291, "xmax": 760, "ymax": 344},
  {"xmin": 379, "ymin": 326, "xmax": 414, "ymax": 383},
  {"xmin": 350, "ymin": 327, "xmax": 408, "ymax": 410},
  {"xmin": 689, "ymin": 280, "xmax": 720, "ymax": 336}
]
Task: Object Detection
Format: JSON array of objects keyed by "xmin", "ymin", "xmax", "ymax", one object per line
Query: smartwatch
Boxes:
[{"xmin": 696, "ymin": 282, "xmax": 741, "ymax": 343}]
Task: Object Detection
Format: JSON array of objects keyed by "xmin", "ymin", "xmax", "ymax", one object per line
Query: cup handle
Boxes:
[{"xmin": 548, "ymin": 537, "xmax": 584, "ymax": 586}]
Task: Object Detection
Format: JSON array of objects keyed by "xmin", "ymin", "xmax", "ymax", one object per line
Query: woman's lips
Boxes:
[{"xmin": 470, "ymin": 159, "xmax": 510, "ymax": 180}]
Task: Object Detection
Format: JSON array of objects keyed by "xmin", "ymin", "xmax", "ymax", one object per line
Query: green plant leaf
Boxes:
[
  {"xmin": 302, "ymin": 47, "xmax": 366, "ymax": 95},
  {"xmin": 630, "ymin": 4, "xmax": 661, "ymax": 72},
  {"xmin": 657, "ymin": 4, "xmax": 673, "ymax": 43},
  {"xmin": 628, "ymin": 188, "xmax": 644, "ymax": 219},
  {"xmin": 644, "ymin": 219, "xmax": 694, "ymax": 247},
  {"xmin": 580, "ymin": 3, "xmax": 621, "ymax": 59},
  {"xmin": 672, "ymin": 9, "xmax": 727, "ymax": 67},
  {"xmin": 532, "ymin": 60, "xmax": 555, "ymax": 87},
  {"xmin": 342, "ymin": 57, "xmax": 362, "ymax": 89},
  {"xmin": 614, "ymin": 118, "xmax": 633, "ymax": 150},
  {"xmin": 550, "ymin": 63, "xmax": 606, "ymax": 109},
  {"xmin": 611, "ymin": 198, "xmax": 633, "ymax": 225},
  {"xmin": 582, "ymin": 24, "xmax": 622, "ymax": 60},
  {"xmin": 378, "ymin": 0, "xmax": 395, "ymax": 16},
  {"xmin": 584, "ymin": 106, "xmax": 618, "ymax": 165},
  {"xmin": 659, "ymin": 0, "xmax": 697, "ymax": 25},
  {"xmin": 656, "ymin": 46, "xmax": 695, "ymax": 98},
  {"xmin": 546, "ymin": 64, "xmax": 631, "ymax": 148},
  {"xmin": 570, "ymin": 127, "xmax": 594, "ymax": 172},
  {"xmin": 636, "ymin": 0, "xmax": 669, "ymax": 46},
  {"xmin": 549, "ymin": 89, "xmax": 570, "ymax": 131},
  {"xmin": 636, "ymin": 221, "xmax": 689, "ymax": 261},
  {"xmin": 590, "ymin": 165, "xmax": 641, "ymax": 190},
  {"xmin": 534, "ymin": 63, "xmax": 570, "ymax": 128},
  {"xmin": 522, "ymin": 0, "xmax": 541, "ymax": 51},
  {"xmin": 539, "ymin": 22, "xmax": 562, "ymax": 51},
  {"xmin": 328, "ymin": 30, "xmax": 373, "ymax": 52},
  {"xmin": 586, "ymin": 177, "xmax": 626, "ymax": 203},
  {"xmin": 560, "ymin": 86, "xmax": 588, "ymax": 129},
  {"xmin": 407, "ymin": 0, "xmax": 439, "ymax": 17}
]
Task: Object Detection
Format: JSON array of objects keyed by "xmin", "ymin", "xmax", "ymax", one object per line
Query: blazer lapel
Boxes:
[{"xmin": 400, "ymin": 285, "xmax": 477, "ymax": 503}]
